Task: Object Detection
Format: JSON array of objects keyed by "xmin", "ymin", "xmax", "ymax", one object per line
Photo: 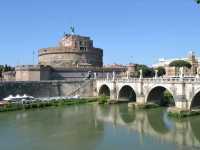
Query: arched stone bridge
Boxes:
[{"xmin": 96, "ymin": 77, "xmax": 200, "ymax": 110}]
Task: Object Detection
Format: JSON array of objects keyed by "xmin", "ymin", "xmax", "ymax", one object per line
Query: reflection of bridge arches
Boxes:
[
  {"xmin": 146, "ymin": 86, "xmax": 175, "ymax": 106},
  {"xmin": 190, "ymin": 117, "xmax": 200, "ymax": 142},
  {"xmin": 118, "ymin": 104, "xmax": 135, "ymax": 124},
  {"xmin": 191, "ymin": 90, "xmax": 200, "ymax": 109},
  {"xmin": 98, "ymin": 105, "xmax": 111, "ymax": 117},
  {"xmin": 98, "ymin": 84, "xmax": 110, "ymax": 98},
  {"xmin": 118, "ymin": 85, "xmax": 136, "ymax": 102},
  {"xmin": 146, "ymin": 109, "xmax": 170, "ymax": 134}
]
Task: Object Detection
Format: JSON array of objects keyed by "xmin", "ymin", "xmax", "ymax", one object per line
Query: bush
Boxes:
[
  {"xmin": 163, "ymin": 91, "xmax": 174, "ymax": 106},
  {"xmin": 98, "ymin": 96, "xmax": 109, "ymax": 104}
]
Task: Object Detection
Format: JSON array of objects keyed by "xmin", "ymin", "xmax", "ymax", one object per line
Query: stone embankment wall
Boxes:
[{"xmin": 0, "ymin": 80, "xmax": 95, "ymax": 99}]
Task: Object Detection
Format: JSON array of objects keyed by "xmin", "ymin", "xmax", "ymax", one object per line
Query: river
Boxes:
[{"xmin": 0, "ymin": 103, "xmax": 200, "ymax": 150}]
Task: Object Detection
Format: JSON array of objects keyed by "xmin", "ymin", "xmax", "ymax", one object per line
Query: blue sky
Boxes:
[{"xmin": 0, "ymin": 0, "xmax": 199, "ymax": 66}]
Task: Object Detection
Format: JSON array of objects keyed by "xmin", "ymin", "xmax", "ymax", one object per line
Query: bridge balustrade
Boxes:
[{"xmin": 96, "ymin": 77, "xmax": 200, "ymax": 83}]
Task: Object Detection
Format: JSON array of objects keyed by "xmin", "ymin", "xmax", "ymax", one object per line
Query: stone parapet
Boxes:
[
  {"xmin": 15, "ymin": 65, "xmax": 50, "ymax": 71},
  {"xmin": 38, "ymin": 47, "xmax": 103, "ymax": 55}
]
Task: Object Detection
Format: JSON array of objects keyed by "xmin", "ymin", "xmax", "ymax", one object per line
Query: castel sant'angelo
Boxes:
[
  {"xmin": 15, "ymin": 29, "xmax": 135, "ymax": 81},
  {"xmin": 3, "ymin": 28, "xmax": 200, "ymax": 81}
]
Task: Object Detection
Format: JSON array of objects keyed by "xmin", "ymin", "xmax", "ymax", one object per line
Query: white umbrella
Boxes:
[
  {"xmin": 22, "ymin": 94, "xmax": 29, "ymax": 98},
  {"xmin": 3, "ymin": 98, "xmax": 11, "ymax": 101},
  {"xmin": 29, "ymin": 96, "xmax": 34, "ymax": 99},
  {"xmin": 15, "ymin": 94, "xmax": 22, "ymax": 99},
  {"xmin": 3, "ymin": 95, "xmax": 14, "ymax": 101}
]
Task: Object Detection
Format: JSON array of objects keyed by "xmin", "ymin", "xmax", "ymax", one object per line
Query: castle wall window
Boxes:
[
  {"xmin": 80, "ymin": 47, "xmax": 87, "ymax": 51},
  {"xmin": 79, "ymin": 41, "xmax": 83, "ymax": 46}
]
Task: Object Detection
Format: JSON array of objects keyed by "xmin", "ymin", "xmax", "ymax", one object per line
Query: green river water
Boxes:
[{"xmin": 0, "ymin": 103, "xmax": 200, "ymax": 150}]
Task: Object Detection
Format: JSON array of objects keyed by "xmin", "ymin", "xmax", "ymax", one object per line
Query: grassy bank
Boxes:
[
  {"xmin": 128, "ymin": 102, "xmax": 160, "ymax": 109},
  {"xmin": 167, "ymin": 107, "xmax": 200, "ymax": 118},
  {"xmin": 0, "ymin": 98, "xmax": 97, "ymax": 112},
  {"xmin": 98, "ymin": 96, "xmax": 109, "ymax": 104}
]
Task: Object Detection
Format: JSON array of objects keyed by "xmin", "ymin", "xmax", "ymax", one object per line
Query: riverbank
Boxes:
[
  {"xmin": 0, "ymin": 98, "xmax": 97, "ymax": 112},
  {"xmin": 167, "ymin": 107, "xmax": 200, "ymax": 118},
  {"xmin": 128, "ymin": 102, "xmax": 160, "ymax": 109}
]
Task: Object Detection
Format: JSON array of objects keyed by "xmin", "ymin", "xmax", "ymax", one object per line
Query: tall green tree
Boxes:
[
  {"xmin": 135, "ymin": 64, "xmax": 154, "ymax": 77},
  {"xmin": 156, "ymin": 66, "xmax": 166, "ymax": 76},
  {"xmin": 169, "ymin": 60, "xmax": 192, "ymax": 68}
]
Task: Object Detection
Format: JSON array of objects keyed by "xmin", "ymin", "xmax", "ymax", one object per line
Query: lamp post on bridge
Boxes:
[
  {"xmin": 139, "ymin": 69, "xmax": 143, "ymax": 80},
  {"xmin": 106, "ymin": 73, "xmax": 109, "ymax": 80},
  {"xmin": 154, "ymin": 69, "xmax": 158, "ymax": 79},
  {"xmin": 112, "ymin": 71, "xmax": 116, "ymax": 81},
  {"xmin": 179, "ymin": 67, "xmax": 184, "ymax": 80},
  {"xmin": 127, "ymin": 71, "xmax": 129, "ymax": 79},
  {"xmin": 196, "ymin": 68, "xmax": 200, "ymax": 79},
  {"xmin": 94, "ymin": 72, "xmax": 97, "ymax": 79}
]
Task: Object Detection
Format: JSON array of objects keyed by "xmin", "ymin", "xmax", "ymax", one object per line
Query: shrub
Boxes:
[{"xmin": 98, "ymin": 96, "xmax": 109, "ymax": 104}]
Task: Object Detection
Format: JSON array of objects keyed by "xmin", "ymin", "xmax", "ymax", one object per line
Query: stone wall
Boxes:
[
  {"xmin": 15, "ymin": 65, "xmax": 51, "ymax": 81},
  {"xmin": 0, "ymin": 80, "xmax": 95, "ymax": 99}
]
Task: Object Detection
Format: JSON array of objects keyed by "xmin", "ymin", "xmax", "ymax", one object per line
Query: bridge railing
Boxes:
[{"xmin": 96, "ymin": 77, "xmax": 200, "ymax": 83}]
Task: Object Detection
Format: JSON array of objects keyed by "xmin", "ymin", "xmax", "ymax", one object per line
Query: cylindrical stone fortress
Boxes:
[{"xmin": 38, "ymin": 34, "xmax": 103, "ymax": 68}]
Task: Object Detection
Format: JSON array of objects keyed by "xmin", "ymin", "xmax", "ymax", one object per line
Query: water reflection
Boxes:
[
  {"xmin": 96, "ymin": 104, "xmax": 200, "ymax": 148},
  {"xmin": 118, "ymin": 104, "xmax": 135, "ymax": 124},
  {"xmin": 146, "ymin": 108, "xmax": 170, "ymax": 134},
  {"xmin": 0, "ymin": 105, "xmax": 104, "ymax": 150},
  {"xmin": 190, "ymin": 117, "xmax": 200, "ymax": 143},
  {"xmin": 0, "ymin": 104, "xmax": 200, "ymax": 150}
]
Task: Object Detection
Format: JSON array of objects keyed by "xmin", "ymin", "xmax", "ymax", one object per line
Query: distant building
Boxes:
[
  {"xmin": 153, "ymin": 51, "xmax": 200, "ymax": 76},
  {"xmin": 15, "ymin": 32, "xmax": 136, "ymax": 81},
  {"xmin": 165, "ymin": 67, "xmax": 192, "ymax": 77}
]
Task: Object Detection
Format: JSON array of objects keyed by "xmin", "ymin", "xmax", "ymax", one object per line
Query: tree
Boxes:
[
  {"xmin": 197, "ymin": 0, "xmax": 200, "ymax": 4},
  {"xmin": 169, "ymin": 60, "xmax": 192, "ymax": 68},
  {"xmin": 156, "ymin": 66, "xmax": 166, "ymax": 76},
  {"xmin": 0, "ymin": 64, "xmax": 14, "ymax": 74},
  {"xmin": 136, "ymin": 64, "xmax": 154, "ymax": 77}
]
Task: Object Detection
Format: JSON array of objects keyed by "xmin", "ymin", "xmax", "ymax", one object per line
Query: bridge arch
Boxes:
[
  {"xmin": 98, "ymin": 84, "xmax": 110, "ymax": 98},
  {"xmin": 145, "ymin": 85, "xmax": 175, "ymax": 106},
  {"xmin": 118, "ymin": 85, "xmax": 136, "ymax": 102},
  {"xmin": 190, "ymin": 89, "xmax": 200, "ymax": 110}
]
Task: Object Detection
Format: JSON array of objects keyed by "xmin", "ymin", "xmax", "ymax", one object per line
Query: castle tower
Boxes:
[{"xmin": 38, "ymin": 33, "xmax": 103, "ymax": 68}]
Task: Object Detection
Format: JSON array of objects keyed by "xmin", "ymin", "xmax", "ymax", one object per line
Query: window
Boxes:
[
  {"xmin": 79, "ymin": 41, "xmax": 83, "ymax": 46},
  {"xmin": 80, "ymin": 47, "xmax": 87, "ymax": 51}
]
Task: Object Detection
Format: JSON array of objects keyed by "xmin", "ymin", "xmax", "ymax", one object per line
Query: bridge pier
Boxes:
[
  {"xmin": 175, "ymin": 100, "xmax": 189, "ymax": 110},
  {"xmin": 175, "ymin": 94, "xmax": 189, "ymax": 110},
  {"xmin": 109, "ymin": 81, "xmax": 117, "ymax": 101},
  {"xmin": 136, "ymin": 95, "xmax": 146, "ymax": 104},
  {"xmin": 174, "ymin": 82, "xmax": 189, "ymax": 110}
]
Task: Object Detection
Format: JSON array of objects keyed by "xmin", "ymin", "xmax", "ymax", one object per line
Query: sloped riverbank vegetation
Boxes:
[
  {"xmin": 98, "ymin": 96, "xmax": 109, "ymax": 104},
  {"xmin": 0, "ymin": 98, "xmax": 97, "ymax": 112},
  {"xmin": 167, "ymin": 107, "xmax": 200, "ymax": 118}
]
